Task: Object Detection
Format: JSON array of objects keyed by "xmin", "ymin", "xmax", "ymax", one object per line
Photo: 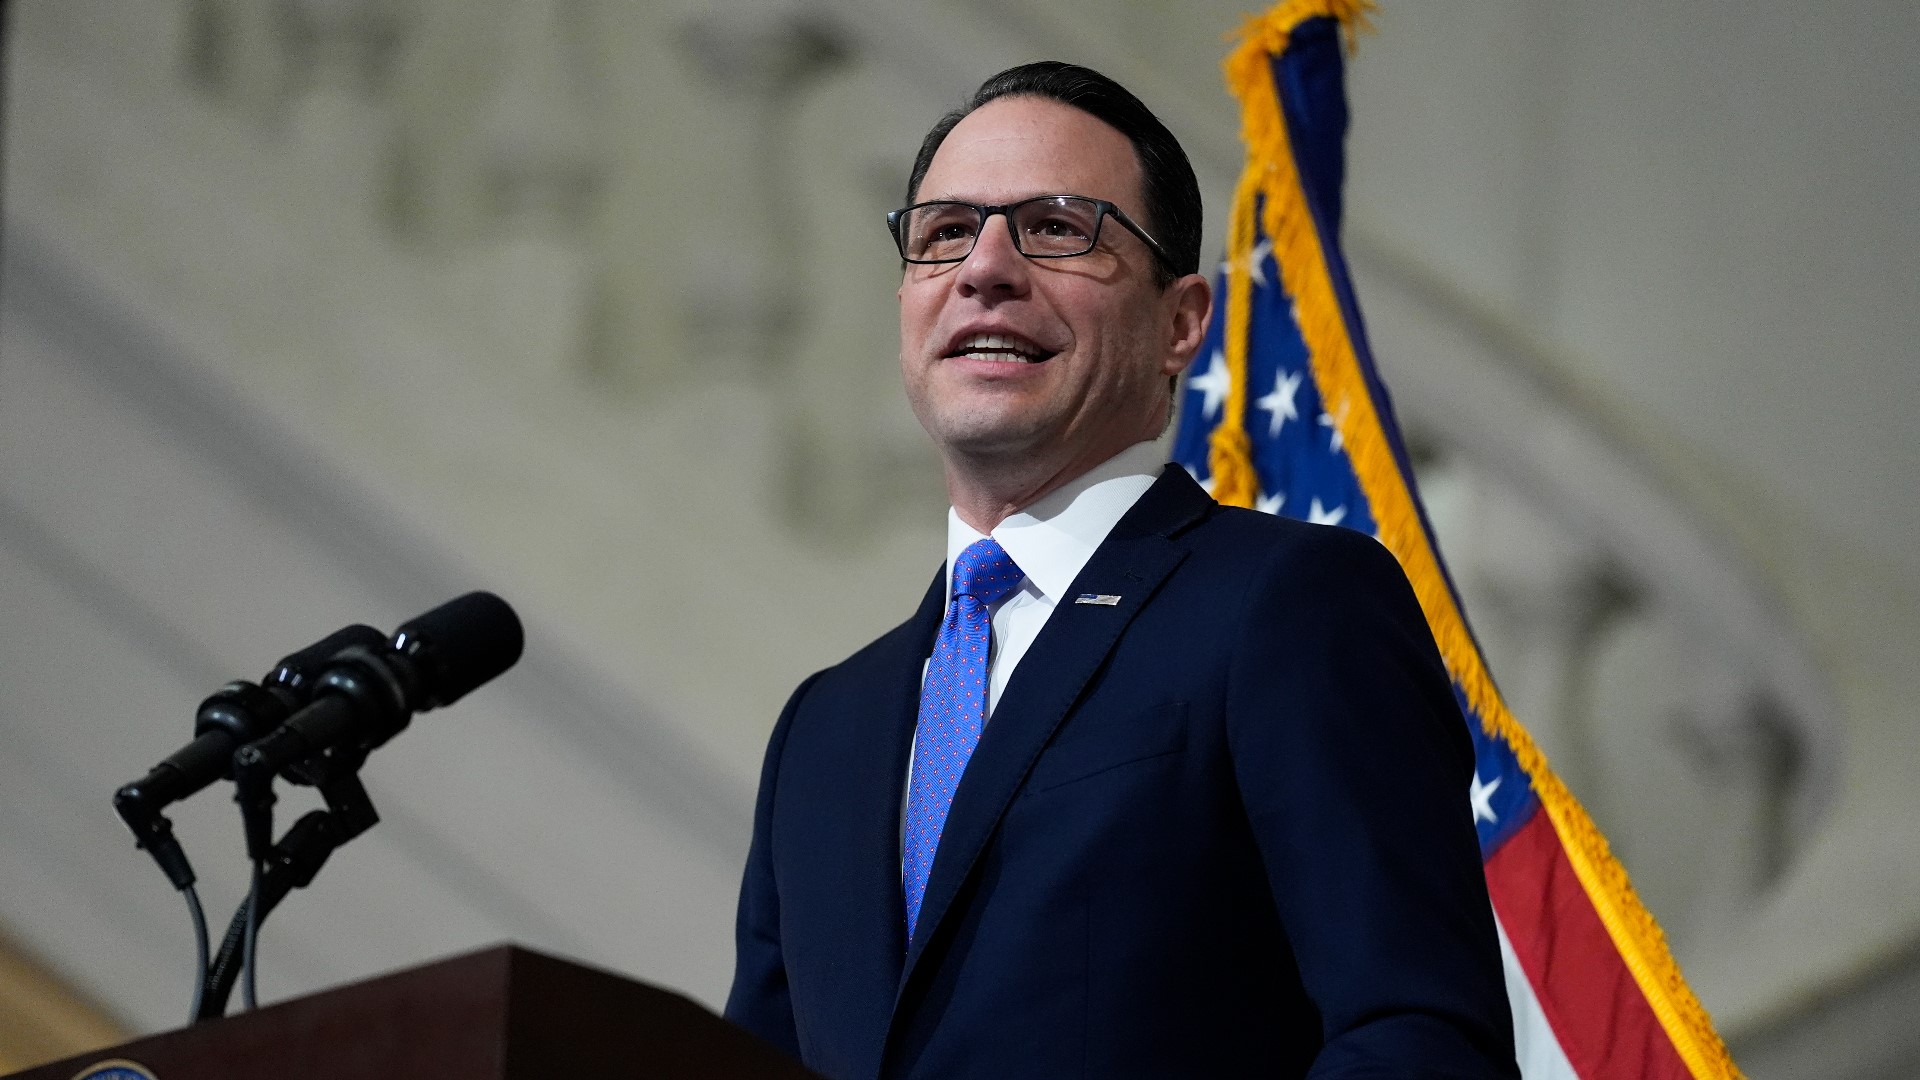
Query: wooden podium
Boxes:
[{"xmin": 5, "ymin": 946, "xmax": 820, "ymax": 1079}]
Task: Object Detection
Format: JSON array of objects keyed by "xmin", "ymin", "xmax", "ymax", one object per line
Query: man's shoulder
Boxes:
[
  {"xmin": 1156, "ymin": 504, "xmax": 1423, "ymax": 638},
  {"xmin": 1183, "ymin": 501, "xmax": 1397, "ymax": 577}
]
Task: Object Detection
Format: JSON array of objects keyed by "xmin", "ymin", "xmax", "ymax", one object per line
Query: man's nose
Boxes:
[{"xmin": 954, "ymin": 213, "xmax": 1031, "ymax": 299}]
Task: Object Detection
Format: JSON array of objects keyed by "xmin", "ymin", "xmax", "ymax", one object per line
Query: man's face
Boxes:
[{"xmin": 898, "ymin": 96, "xmax": 1206, "ymax": 480}]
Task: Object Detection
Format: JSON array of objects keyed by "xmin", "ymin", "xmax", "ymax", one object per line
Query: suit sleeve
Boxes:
[
  {"xmin": 723, "ymin": 671, "xmax": 821, "ymax": 1060},
  {"xmin": 1226, "ymin": 526, "xmax": 1519, "ymax": 1079}
]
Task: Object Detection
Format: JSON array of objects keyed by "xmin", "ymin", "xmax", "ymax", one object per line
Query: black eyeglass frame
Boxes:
[{"xmin": 886, "ymin": 195, "xmax": 1178, "ymax": 276}]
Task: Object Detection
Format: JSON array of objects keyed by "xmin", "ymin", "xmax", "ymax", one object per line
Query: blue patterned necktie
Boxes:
[{"xmin": 903, "ymin": 537, "xmax": 1025, "ymax": 941}]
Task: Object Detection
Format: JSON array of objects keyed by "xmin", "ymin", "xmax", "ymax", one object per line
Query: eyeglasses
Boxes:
[{"xmin": 887, "ymin": 195, "xmax": 1176, "ymax": 274}]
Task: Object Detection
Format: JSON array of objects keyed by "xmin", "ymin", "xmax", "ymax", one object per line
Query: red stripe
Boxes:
[{"xmin": 1486, "ymin": 812, "xmax": 1691, "ymax": 1080}]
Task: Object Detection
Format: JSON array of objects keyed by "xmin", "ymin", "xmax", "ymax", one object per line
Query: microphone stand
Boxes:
[
  {"xmin": 120, "ymin": 594, "xmax": 519, "ymax": 1022},
  {"xmin": 196, "ymin": 749, "xmax": 380, "ymax": 1022}
]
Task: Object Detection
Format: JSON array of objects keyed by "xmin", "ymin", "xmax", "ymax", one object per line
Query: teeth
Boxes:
[{"xmin": 957, "ymin": 332, "xmax": 1042, "ymax": 360}]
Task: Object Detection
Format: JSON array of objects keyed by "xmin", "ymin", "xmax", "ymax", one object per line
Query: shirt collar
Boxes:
[{"xmin": 944, "ymin": 440, "xmax": 1166, "ymax": 604}]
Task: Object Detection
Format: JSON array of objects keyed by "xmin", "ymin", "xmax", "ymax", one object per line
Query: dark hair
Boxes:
[{"xmin": 905, "ymin": 61, "xmax": 1203, "ymax": 286}]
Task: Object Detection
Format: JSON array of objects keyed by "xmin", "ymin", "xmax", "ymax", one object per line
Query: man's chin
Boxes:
[{"xmin": 925, "ymin": 417, "xmax": 1055, "ymax": 463}]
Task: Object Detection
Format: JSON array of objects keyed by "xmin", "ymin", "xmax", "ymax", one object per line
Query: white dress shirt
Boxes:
[
  {"xmin": 938, "ymin": 439, "xmax": 1168, "ymax": 717},
  {"xmin": 902, "ymin": 441, "xmax": 1167, "ymax": 846}
]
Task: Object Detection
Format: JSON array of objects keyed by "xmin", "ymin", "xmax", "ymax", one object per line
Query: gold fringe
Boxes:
[
  {"xmin": 1218, "ymin": 5, "xmax": 1743, "ymax": 1078},
  {"xmin": 1206, "ymin": 160, "xmax": 1264, "ymax": 507}
]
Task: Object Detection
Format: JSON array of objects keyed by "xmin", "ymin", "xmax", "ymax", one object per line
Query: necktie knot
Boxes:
[{"xmin": 952, "ymin": 538, "xmax": 1023, "ymax": 607}]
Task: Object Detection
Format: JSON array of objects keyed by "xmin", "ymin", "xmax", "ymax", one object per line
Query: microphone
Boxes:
[
  {"xmin": 105, "ymin": 595, "xmax": 521, "ymax": 1023},
  {"xmin": 391, "ymin": 590, "xmax": 525, "ymax": 710},
  {"xmin": 113, "ymin": 624, "xmax": 388, "ymax": 888},
  {"xmin": 232, "ymin": 592, "xmax": 523, "ymax": 795}
]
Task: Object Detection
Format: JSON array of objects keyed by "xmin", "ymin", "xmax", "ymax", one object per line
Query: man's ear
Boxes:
[{"xmin": 1161, "ymin": 273, "xmax": 1213, "ymax": 377}]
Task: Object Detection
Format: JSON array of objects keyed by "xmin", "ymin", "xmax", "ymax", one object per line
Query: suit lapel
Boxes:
[
  {"xmin": 845, "ymin": 569, "xmax": 946, "ymax": 1008},
  {"xmin": 896, "ymin": 466, "xmax": 1214, "ymax": 991}
]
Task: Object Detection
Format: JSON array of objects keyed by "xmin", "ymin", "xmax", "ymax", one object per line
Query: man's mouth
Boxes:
[{"xmin": 945, "ymin": 333, "xmax": 1058, "ymax": 364}]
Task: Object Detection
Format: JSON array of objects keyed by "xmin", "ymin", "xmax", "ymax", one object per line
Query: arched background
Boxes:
[{"xmin": 1, "ymin": 2, "xmax": 1915, "ymax": 1076}]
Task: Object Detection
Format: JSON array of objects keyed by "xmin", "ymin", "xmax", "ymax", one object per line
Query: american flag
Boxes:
[{"xmin": 1171, "ymin": 4, "xmax": 1740, "ymax": 1077}]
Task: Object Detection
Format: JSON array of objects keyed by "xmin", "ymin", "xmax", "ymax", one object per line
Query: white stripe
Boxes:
[{"xmin": 1496, "ymin": 914, "xmax": 1583, "ymax": 1080}]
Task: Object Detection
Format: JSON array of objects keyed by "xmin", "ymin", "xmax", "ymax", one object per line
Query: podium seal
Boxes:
[{"xmin": 70, "ymin": 1062, "xmax": 158, "ymax": 1080}]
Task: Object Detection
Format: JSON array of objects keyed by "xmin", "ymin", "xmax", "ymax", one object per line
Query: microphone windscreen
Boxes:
[{"xmin": 391, "ymin": 592, "xmax": 525, "ymax": 708}]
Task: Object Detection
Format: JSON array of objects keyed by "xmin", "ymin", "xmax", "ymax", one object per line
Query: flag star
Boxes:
[
  {"xmin": 1470, "ymin": 771, "xmax": 1502, "ymax": 824},
  {"xmin": 1183, "ymin": 462, "xmax": 1215, "ymax": 495},
  {"xmin": 1189, "ymin": 350, "xmax": 1231, "ymax": 419},
  {"xmin": 1318, "ymin": 410, "xmax": 1344, "ymax": 454},
  {"xmin": 1236, "ymin": 237, "xmax": 1273, "ymax": 287},
  {"xmin": 1255, "ymin": 369, "xmax": 1302, "ymax": 438},
  {"xmin": 1306, "ymin": 498, "xmax": 1346, "ymax": 526},
  {"xmin": 1256, "ymin": 490, "xmax": 1285, "ymax": 515}
]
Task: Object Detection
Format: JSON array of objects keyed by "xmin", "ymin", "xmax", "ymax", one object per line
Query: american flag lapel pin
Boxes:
[{"xmin": 1074, "ymin": 593, "xmax": 1122, "ymax": 606}]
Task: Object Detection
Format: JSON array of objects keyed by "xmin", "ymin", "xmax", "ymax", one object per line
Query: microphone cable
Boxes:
[
  {"xmin": 242, "ymin": 858, "xmax": 263, "ymax": 1010},
  {"xmin": 183, "ymin": 881, "xmax": 211, "ymax": 1023}
]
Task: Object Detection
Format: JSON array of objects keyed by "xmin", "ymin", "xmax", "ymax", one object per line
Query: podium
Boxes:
[{"xmin": 4, "ymin": 946, "xmax": 820, "ymax": 1079}]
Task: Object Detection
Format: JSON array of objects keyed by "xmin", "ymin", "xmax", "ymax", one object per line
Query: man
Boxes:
[{"xmin": 726, "ymin": 62, "xmax": 1518, "ymax": 1079}]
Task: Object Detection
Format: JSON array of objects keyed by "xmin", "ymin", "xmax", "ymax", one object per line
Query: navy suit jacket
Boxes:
[{"xmin": 726, "ymin": 467, "xmax": 1518, "ymax": 1079}]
